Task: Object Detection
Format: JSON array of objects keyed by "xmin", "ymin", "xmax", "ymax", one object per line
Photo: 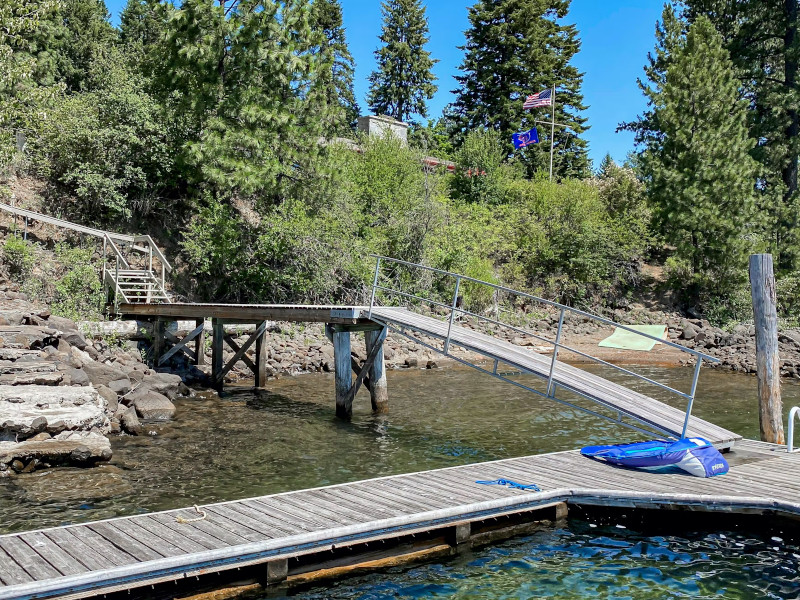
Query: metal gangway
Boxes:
[
  {"xmin": 0, "ymin": 202, "xmax": 172, "ymax": 305},
  {"xmin": 366, "ymin": 255, "xmax": 740, "ymax": 448}
]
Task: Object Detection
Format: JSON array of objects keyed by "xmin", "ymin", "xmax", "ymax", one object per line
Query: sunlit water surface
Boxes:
[{"xmin": 2, "ymin": 365, "xmax": 799, "ymax": 597}]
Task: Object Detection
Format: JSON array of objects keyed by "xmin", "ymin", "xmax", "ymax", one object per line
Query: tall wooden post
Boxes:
[
  {"xmin": 194, "ymin": 318, "xmax": 206, "ymax": 366},
  {"xmin": 211, "ymin": 318, "xmax": 224, "ymax": 393},
  {"xmin": 749, "ymin": 254, "xmax": 784, "ymax": 444},
  {"xmin": 255, "ymin": 320, "xmax": 268, "ymax": 388},
  {"xmin": 152, "ymin": 318, "xmax": 165, "ymax": 367},
  {"xmin": 365, "ymin": 328, "xmax": 389, "ymax": 413},
  {"xmin": 333, "ymin": 329, "xmax": 352, "ymax": 419}
]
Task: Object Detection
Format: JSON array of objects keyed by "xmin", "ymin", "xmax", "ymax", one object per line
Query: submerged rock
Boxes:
[{"xmin": 0, "ymin": 431, "xmax": 112, "ymax": 474}]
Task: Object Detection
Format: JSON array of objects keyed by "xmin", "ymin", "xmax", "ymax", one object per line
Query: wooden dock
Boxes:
[
  {"xmin": 118, "ymin": 302, "xmax": 738, "ymax": 446},
  {"xmin": 1, "ymin": 439, "xmax": 798, "ymax": 600}
]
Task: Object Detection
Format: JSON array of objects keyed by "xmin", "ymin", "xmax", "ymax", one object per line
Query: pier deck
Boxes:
[{"xmin": 0, "ymin": 439, "xmax": 797, "ymax": 600}]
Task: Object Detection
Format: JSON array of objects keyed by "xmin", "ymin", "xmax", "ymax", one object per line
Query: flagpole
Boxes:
[{"xmin": 549, "ymin": 84, "xmax": 556, "ymax": 182}]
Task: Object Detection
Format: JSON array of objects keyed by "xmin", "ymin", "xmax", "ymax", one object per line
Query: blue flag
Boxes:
[{"xmin": 512, "ymin": 127, "xmax": 539, "ymax": 149}]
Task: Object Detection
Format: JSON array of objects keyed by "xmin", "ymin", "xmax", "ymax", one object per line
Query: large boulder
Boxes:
[
  {"xmin": 0, "ymin": 326, "xmax": 60, "ymax": 350},
  {"xmin": 128, "ymin": 387, "xmax": 176, "ymax": 421},
  {"xmin": 119, "ymin": 406, "xmax": 142, "ymax": 435},
  {"xmin": 0, "ymin": 385, "xmax": 109, "ymax": 440},
  {"xmin": 81, "ymin": 361, "xmax": 129, "ymax": 388},
  {"xmin": 141, "ymin": 372, "xmax": 184, "ymax": 399}
]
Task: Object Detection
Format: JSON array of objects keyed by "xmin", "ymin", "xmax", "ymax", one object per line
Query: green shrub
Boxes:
[
  {"xmin": 2, "ymin": 236, "xmax": 35, "ymax": 282},
  {"xmin": 777, "ymin": 275, "xmax": 800, "ymax": 326},
  {"xmin": 51, "ymin": 245, "xmax": 103, "ymax": 321}
]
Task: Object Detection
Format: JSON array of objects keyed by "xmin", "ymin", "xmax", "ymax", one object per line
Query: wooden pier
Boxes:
[
  {"xmin": 119, "ymin": 301, "xmax": 739, "ymax": 447},
  {"xmin": 1, "ymin": 438, "xmax": 799, "ymax": 600}
]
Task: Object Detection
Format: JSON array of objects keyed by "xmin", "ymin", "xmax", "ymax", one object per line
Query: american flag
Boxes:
[{"xmin": 523, "ymin": 89, "xmax": 552, "ymax": 109}]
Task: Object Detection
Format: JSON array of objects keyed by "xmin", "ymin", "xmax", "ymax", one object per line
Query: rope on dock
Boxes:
[
  {"xmin": 176, "ymin": 505, "xmax": 207, "ymax": 523},
  {"xmin": 475, "ymin": 479, "xmax": 541, "ymax": 492}
]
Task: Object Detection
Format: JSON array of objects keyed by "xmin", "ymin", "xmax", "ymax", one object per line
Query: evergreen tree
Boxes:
[
  {"xmin": 366, "ymin": 0, "xmax": 437, "ymax": 123},
  {"xmin": 51, "ymin": 0, "xmax": 117, "ymax": 91},
  {"xmin": 681, "ymin": 0, "xmax": 800, "ymax": 271},
  {"xmin": 310, "ymin": 0, "xmax": 359, "ymax": 134},
  {"xmin": 0, "ymin": 0, "xmax": 59, "ymax": 171},
  {"xmin": 635, "ymin": 14, "xmax": 757, "ymax": 293},
  {"xmin": 120, "ymin": 0, "xmax": 167, "ymax": 51},
  {"xmin": 155, "ymin": 0, "xmax": 331, "ymax": 203},
  {"xmin": 451, "ymin": 0, "xmax": 589, "ymax": 179}
]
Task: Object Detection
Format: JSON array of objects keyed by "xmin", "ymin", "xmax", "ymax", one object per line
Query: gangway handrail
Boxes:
[
  {"xmin": 368, "ymin": 254, "xmax": 717, "ymax": 440},
  {"xmin": 788, "ymin": 406, "xmax": 800, "ymax": 452},
  {"xmin": 368, "ymin": 254, "xmax": 718, "ymax": 363}
]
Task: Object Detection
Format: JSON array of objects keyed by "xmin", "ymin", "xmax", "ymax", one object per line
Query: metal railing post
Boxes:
[
  {"xmin": 443, "ymin": 276, "xmax": 461, "ymax": 354},
  {"xmin": 546, "ymin": 308, "xmax": 566, "ymax": 397},
  {"xmin": 788, "ymin": 406, "xmax": 800, "ymax": 452},
  {"xmin": 680, "ymin": 357, "xmax": 704, "ymax": 439},
  {"xmin": 368, "ymin": 257, "xmax": 381, "ymax": 320},
  {"xmin": 114, "ymin": 254, "xmax": 120, "ymax": 306}
]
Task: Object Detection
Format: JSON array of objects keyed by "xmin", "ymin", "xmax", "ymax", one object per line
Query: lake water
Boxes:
[{"xmin": 2, "ymin": 364, "xmax": 799, "ymax": 597}]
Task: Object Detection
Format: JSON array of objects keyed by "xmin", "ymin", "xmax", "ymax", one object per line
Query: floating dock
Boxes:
[{"xmin": 0, "ymin": 439, "xmax": 798, "ymax": 600}]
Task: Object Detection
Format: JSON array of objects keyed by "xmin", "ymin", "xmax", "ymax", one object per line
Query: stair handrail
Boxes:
[
  {"xmin": 0, "ymin": 202, "xmax": 135, "ymax": 244},
  {"xmin": 368, "ymin": 254, "xmax": 720, "ymax": 440},
  {"xmin": 133, "ymin": 234, "xmax": 172, "ymax": 273}
]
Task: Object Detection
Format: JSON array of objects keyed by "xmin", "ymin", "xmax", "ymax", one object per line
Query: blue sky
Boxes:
[{"xmin": 105, "ymin": 0, "xmax": 666, "ymax": 169}]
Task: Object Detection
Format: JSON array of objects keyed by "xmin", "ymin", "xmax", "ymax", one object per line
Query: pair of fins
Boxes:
[{"xmin": 581, "ymin": 437, "xmax": 729, "ymax": 478}]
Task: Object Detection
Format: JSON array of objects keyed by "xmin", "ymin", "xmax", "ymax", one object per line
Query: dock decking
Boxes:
[
  {"xmin": 368, "ymin": 307, "xmax": 740, "ymax": 447},
  {"xmin": 0, "ymin": 439, "xmax": 797, "ymax": 600}
]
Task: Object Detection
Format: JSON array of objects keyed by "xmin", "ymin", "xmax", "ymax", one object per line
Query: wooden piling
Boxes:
[
  {"xmin": 195, "ymin": 318, "xmax": 205, "ymax": 366},
  {"xmin": 333, "ymin": 329, "xmax": 352, "ymax": 419},
  {"xmin": 255, "ymin": 320, "xmax": 268, "ymax": 388},
  {"xmin": 365, "ymin": 328, "xmax": 389, "ymax": 413},
  {"xmin": 212, "ymin": 318, "xmax": 224, "ymax": 392},
  {"xmin": 152, "ymin": 318, "xmax": 166, "ymax": 367},
  {"xmin": 749, "ymin": 254, "xmax": 784, "ymax": 444}
]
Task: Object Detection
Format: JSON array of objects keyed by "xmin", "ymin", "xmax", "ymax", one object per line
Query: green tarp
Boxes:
[{"xmin": 598, "ymin": 324, "xmax": 668, "ymax": 352}]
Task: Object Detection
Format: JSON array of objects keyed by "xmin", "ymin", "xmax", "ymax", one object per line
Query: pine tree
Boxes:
[
  {"xmin": 366, "ymin": 0, "xmax": 438, "ymax": 123},
  {"xmin": 309, "ymin": 0, "xmax": 359, "ymax": 134},
  {"xmin": 51, "ymin": 0, "xmax": 117, "ymax": 91},
  {"xmin": 681, "ymin": 0, "xmax": 800, "ymax": 271},
  {"xmin": 636, "ymin": 14, "xmax": 757, "ymax": 293},
  {"xmin": 155, "ymin": 0, "xmax": 330, "ymax": 203},
  {"xmin": 0, "ymin": 0, "xmax": 59, "ymax": 170},
  {"xmin": 451, "ymin": 0, "xmax": 589, "ymax": 179},
  {"xmin": 120, "ymin": 0, "xmax": 167, "ymax": 51}
]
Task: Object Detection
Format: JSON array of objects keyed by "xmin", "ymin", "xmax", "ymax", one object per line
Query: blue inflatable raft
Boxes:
[{"xmin": 580, "ymin": 437, "xmax": 729, "ymax": 478}]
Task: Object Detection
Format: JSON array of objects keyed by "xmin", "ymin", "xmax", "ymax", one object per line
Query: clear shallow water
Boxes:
[
  {"xmin": 281, "ymin": 524, "xmax": 800, "ymax": 599},
  {"xmin": 1, "ymin": 365, "xmax": 799, "ymax": 597}
]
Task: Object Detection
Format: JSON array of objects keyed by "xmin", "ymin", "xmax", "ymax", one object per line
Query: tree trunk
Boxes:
[{"xmin": 781, "ymin": 0, "xmax": 799, "ymax": 270}]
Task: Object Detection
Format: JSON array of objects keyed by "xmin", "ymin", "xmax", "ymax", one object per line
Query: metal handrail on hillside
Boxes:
[{"xmin": 368, "ymin": 254, "xmax": 720, "ymax": 440}]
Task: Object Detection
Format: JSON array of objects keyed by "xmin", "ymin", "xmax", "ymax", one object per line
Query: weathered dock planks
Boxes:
[
  {"xmin": 367, "ymin": 307, "xmax": 740, "ymax": 447},
  {"xmin": 1, "ymin": 439, "xmax": 799, "ymax": 600},
  {"xmin": 118, "ymin": 303, "xmax": 368, "ymax": 325}
]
